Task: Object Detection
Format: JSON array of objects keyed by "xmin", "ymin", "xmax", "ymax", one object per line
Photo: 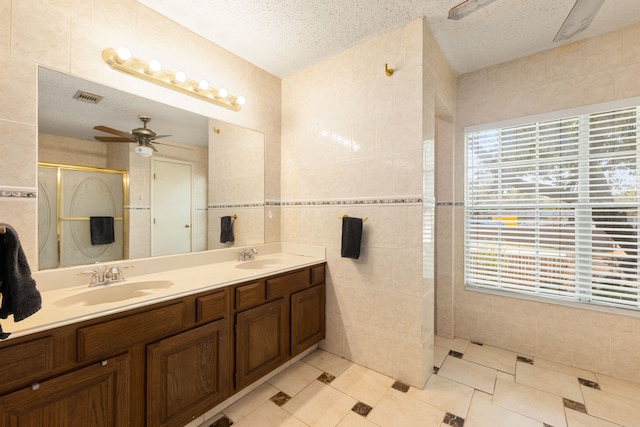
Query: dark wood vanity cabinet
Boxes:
[
  {"xmin": 291, "ymin": 284, "xmax": 325, "ymax": 357},
  {"xmin": 0, "ymin": 353, "xmax": 130, "ymax": 426},
  {"xmin": 234, "ymin": 264, "xmax": 326, "ymax": 392},
  {"xmin": 235, "ymin": 298, "xmax": 288, "ymax": 390},
  {"xmin": 0, "ymin": 262, "xmax": 325, "ymax": 427},
  {"xmin": 147, "ymin": 320, "xmax": 228, "ymax": 427}
]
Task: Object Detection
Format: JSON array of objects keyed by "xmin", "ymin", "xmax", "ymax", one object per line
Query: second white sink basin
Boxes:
[
  {"xmin": 54, "ymin": 280, "xmax": 174, "ymax": 307},
  {"xmin": 235, "ymin": 259, "xmax": 286, "ymax": 270}
]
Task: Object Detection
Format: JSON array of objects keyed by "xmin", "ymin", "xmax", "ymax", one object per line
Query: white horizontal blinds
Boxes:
[
  {"xmin": 587, "ymin": 107, "xmax": 640, "ymax": 307},
  {"xmin": 465, "ymin": 106, "xmax": 640, "ymax": 310}
]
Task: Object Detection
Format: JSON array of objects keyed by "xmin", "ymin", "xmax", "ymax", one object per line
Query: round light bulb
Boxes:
[
  {"xmin": 174, "ymin": 71, "xmax": 187, "ymax": 83},
  {"xmin": 217, "ymin": 87, "xmax": 228, "ymax": 98},
  {"xmin": 147, "ymin": 59, "xmax": 162, "ymax": 74},
  {"xmin": 234, "ymin": 96, "xmax": 246, "ymax": 106},
  {"xmin": 197, "ymin": 79, "xmax": 210, "ymax": 91},
  {"xmin": 134, "ymin": 145, "xmax": 153, "ymax": 157},
  {"xmin": 115, "ymin": 46, "xmax": 131, "ymax": 63}
]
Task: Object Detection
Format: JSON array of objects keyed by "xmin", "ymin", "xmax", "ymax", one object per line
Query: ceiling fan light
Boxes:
[
  {"xmin": 173, "ymin": 71, "xmax": 187, "ymax": 84},
  {"xmin": 115, "ymin": 46, "xmax": 132, "ymax": 63},
  {"xmin": 554, "ymin": 0, "xmax": 604, "ymax": 42},
  {"xmin": 134, "ymin": 145, "xmax": 153, "ymax": 157},
  {"xmin": 146, "ymin": 59, "xmax": 162, "ymax": 74}
]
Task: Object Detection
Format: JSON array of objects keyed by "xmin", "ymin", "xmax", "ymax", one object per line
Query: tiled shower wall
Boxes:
[
  {"xmin": 281, "ymin": 19, "xmax": 455, "ymax": 388},
  {"xmin": 448, "ymin": 23, "xmax": 640, "ymax": 382},
  {"xmin": 0, "ymin": 0, "xmax": 281, "ymax": 267}
]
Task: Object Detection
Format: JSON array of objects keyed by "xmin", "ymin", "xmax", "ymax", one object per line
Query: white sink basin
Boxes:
[
  {"xmin": 54, "ymin": 280, "xmax": 174, "ymax": 307},
  {"xmin": 235, "ymin": 259, "xmax": 286, "ymax": 270}
]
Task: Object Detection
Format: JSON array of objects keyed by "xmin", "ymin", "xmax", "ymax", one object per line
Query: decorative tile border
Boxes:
[
  {"xmin": 280, "ymin": 197, "xmax": 423, "ymax": 207},
  {"xmin": 0, "ymin": 187, "xmax": 37, "ymax": 198},
  {"xmin": 208, "ymin": 202, "xmax": 265, "ymax": 209},
  {"xmin": 436, "ymin": 201, "xmax": 465, "ymax": 206}
]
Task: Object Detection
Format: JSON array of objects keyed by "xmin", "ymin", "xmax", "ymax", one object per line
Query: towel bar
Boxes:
[{"xmin": 339, "ymin": 215, "xmax": 367, "ymax": 222}]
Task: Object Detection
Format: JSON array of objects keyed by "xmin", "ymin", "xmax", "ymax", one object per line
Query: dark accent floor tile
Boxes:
[
  {"xmin": 448, "ymin": 350, "xmax": 464, "ymax": 358},
  {"xmin": 433, "ymin": 366, "xmax": 440, "ymax": 374},
  {"xmin": 317, "ymin": 372, "xmax": 336, "ymax": 384},
  {"xmin": 210, "ymin": 415, "xmax": 233, "ymax": 427},
  {"xmin": 563, "ymin": 398, "xmax": 587, "ymax": 414},
  {"xmin": 517, "ymin": 356, "xmax": 534, "ymax": 364},
  {"xmin": 270, "ymin": 391, "xmax": 291, "ymax": 406},
  {"xmin": 392, "ymin": 380, "xmax": 410, "ymax": 393},
  {"xmin": 578, "ymin": 378, "xmax": 601, "ymax": 390},
  {"xmin": 443, "ymin": 412, "xmax": 465, "ymax": 427},
  {"xmin": 352, "ymin": 401, "xmax": 373, "ymax": 417}
]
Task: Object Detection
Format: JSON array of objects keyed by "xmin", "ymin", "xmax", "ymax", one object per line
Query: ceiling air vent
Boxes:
[{"xmin": 73, "ymin": 90, "xmax": 103, "ymax": 104}]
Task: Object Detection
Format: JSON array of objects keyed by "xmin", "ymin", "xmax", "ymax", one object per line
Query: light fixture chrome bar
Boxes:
[
  {"xmin": 554, "ymin": 0, "xmax": 604, "ymax": 42},
  {"xmin": 101, "ymin": 48, "xmax": 246, "ymax": 112},
  {"xmin": 448, "ymin": 0, "xmax": 498, "ymax": 21}
]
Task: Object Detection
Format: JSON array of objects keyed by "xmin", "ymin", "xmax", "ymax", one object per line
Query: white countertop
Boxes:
[{"xmin": 2, "ymin": 245, "xmax": 325, "ymax": 341}]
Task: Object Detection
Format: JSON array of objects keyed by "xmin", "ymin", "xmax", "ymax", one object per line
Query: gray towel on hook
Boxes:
[
  {"xmin": 220, "ymin": 216, "xmax": 235, "ymax": 243},
  {"xmin": 341, "ymin": 216, "xmax": 363, "ymax": 259},
  {"xmin": 0, "ymin": 224, "xmax": 42, "ymax": 339}
]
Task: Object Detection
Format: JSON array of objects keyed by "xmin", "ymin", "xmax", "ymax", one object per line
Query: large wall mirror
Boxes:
[{"xmin": 37, "ymin": 67, "xmax": 265, "ymax": 270}]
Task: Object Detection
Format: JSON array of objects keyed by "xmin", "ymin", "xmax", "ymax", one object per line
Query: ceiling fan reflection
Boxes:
[{"xmin": 93, "ymin": 115, "xmax": 192, "ymax": 156}]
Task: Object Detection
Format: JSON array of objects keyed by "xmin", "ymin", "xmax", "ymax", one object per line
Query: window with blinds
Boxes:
[{"xmin": 465, "ymin": 106, "xmax": 640, "ymax": 310}]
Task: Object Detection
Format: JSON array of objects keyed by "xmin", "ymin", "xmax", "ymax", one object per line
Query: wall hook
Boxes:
[{"xmin": 385, "ymin": 63, "xmax": 394, "ymax": 77}]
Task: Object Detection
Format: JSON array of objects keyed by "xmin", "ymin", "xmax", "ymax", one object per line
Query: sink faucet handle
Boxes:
[{"xmin": 79, "ymin": 269, "xmax": 101, "ymax": 286}]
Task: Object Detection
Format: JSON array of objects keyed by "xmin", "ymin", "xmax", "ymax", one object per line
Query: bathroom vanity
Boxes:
[{"xmin": 0, "ymin": 250, "xmax": 325, "ymax": 427}]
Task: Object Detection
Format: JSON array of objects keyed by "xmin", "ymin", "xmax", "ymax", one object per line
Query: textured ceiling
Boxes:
[
  {"xmin": 137, "ymin": 0, "xmax": 640, "ymax": 77},
  {"xmin": 39, "ymin": 1, "xmax": 640, "ymax": 147}
]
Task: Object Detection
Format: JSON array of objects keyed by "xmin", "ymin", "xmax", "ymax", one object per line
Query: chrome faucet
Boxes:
[
  {"xmin": 80, "ymin": 264, "xmax": 129, "ymax": 287},
  {"xmin": 237, "ymin": 248, "xmax": 258, "ymax": 262}
]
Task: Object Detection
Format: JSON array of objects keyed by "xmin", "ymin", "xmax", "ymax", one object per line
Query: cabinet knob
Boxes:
[
  {"xmin": 101, "ymin": 360, "xmax": 108, "ymax": 366},
  {"xmin": 185, "ymin": 224, "xmax": 190, "ymax": 228},
  {"xmin": 31, "ymin": 382, "xmax": 40, "ymax": 391}
]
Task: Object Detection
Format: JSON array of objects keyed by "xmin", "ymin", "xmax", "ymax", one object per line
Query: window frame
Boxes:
[{"xmin": 464, "ymin": 97, "xmax": 640, "ymax": 312}]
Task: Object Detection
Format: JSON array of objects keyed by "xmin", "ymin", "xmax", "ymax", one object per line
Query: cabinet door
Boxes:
[
  {"xmin": 147, "ymin": 320, "xmax": 228, "ymax": 427},
  {"xmin": 0, "ymin": 354, "xmax": 129, "ymax": 427},
  {"xmin": 235, "ymin": 298, "xmax": 287, "ymax": 390},
  {"xmin": 291, "ymin": 284, "xmax": 325, "ymax": 357}
]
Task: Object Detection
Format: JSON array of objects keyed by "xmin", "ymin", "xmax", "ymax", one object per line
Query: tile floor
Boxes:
[{"xmin": 202, "ymin": 336, "xmax": 640, "ymax": 426}]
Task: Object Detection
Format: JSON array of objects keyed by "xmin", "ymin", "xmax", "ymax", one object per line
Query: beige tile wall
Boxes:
[
  {"xmin": 450, "ymin": 23, "xmax": 640, "ymax": 382},
  {"xmin": 1, "ymin": 0, "xmax": 281, "ymax": 267},
  {"xmin": 281, "ymin": 18, "xmax": 455, "ymax": 388}
]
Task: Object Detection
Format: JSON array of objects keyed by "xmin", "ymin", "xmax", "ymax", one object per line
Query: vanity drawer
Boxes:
[
  {"xmin": 311, "ymin": 265, "xmax": 325, "ymax": 286},
  {"xmin": 235, "ymin": 281, "xmax": 265, "ymax": 311},
  {"xmin": 77, "ymin": 303, "xmax": 187, "ymax": 362},
  {"xmin": 266, "ymin": 269, "xmax": 309, "ymax": 300},
  {"xmin": 197, "ymin": 290, "xmax": 227, "ymax": 323},
  {"xmin": 0, "ymin": 337, "xmax": 53, "ymax": 390}
]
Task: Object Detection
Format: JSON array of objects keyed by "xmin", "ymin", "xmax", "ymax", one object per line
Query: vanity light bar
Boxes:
[{"xmin": 102, "ymin": 47, "xmax": 246, "ymax": 112}]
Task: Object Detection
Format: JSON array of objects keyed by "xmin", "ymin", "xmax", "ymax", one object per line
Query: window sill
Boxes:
[{"xmin": 464, "ymin": 285, "xmax": 640, "ymax": 319}]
